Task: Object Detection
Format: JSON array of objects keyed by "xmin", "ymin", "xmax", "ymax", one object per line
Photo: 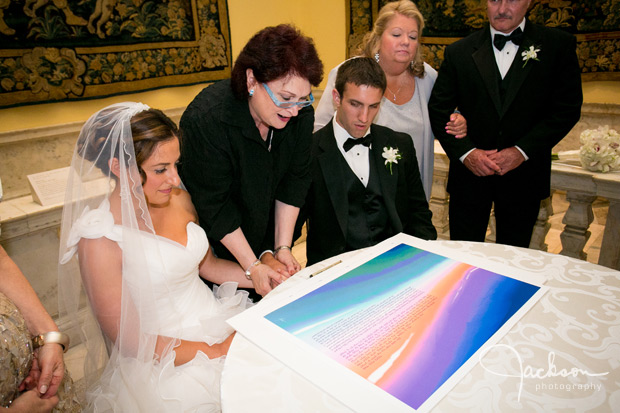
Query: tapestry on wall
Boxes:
[
  {"xmin": 0, "ymin": 0, "xmax": 231, "ymax": 108},
  {"xmin": 346, "ymin": 0, "xmax": 620, "ymax": 81}
]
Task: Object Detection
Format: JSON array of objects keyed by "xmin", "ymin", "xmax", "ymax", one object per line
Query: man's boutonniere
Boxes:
[
  {"xmin": 382, "ymin": 147, "xmax": 401, "ymax": 175},
  {"xmin": 522, "ymin": 45, "xmax": 540, "ymax": 68}
]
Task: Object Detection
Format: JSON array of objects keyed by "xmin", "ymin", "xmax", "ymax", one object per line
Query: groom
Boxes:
[{"xmin": 302, "ymin": 57, "xmax": 436, "ymax": 265}]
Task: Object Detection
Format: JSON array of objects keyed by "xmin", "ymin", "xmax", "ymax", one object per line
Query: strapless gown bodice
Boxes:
[{"xmin": 125, "ymin": 220, "xmax": 242, "ymax": 342}]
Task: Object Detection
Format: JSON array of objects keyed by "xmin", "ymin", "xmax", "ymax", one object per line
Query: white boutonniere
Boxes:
[
  {"xmin": 521, "ymin": 45, "xmax": 540, "ymax": 68},
  {"xmin": 382, "ymin": 147, "xmax": 401, "ymax": 175}
]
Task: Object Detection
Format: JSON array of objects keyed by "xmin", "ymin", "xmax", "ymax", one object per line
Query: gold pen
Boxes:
[{"xmin": 309, "ymin": 260, "xmax": 342, "ymax": 278}]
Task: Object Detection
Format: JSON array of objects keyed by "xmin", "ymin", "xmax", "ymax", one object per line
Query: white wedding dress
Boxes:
[{"xmin": 63, "ymin": 199, "xmax": 252, "ymax": 412}]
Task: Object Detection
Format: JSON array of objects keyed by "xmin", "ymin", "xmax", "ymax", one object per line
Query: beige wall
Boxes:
[
  {"xmin": 583, "ymin": 81, "xmax": 620, "ymax": 104},
  {"xmin": 0, "ymin": 1, "xmax": 617, "ymax": 133},
  {"xmin": 227, "ymin": 0, "xmax": 346, "ymax": 81}
]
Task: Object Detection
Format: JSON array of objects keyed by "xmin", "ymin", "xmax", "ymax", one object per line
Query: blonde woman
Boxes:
[{"xmin": 315, "ymin": 0, "xmax": 466, "ymax": 199}]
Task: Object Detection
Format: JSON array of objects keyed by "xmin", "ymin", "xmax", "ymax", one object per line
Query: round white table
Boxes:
[{"xmin": 221, "ymin": 241, "xmax": 620, "ymax": 412}]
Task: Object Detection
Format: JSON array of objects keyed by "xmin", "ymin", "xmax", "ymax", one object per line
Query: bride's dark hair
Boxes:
[
  {"xmin": 131, "ymin": 109, "xmax": 179, "ymax": 182},
  {"xmin": 78, "ymin": 107, "xmax": 179, "ymax": 182}
]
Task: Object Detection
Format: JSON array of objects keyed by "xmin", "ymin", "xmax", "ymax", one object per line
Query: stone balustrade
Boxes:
[
  {"xmin": 551, "ymin": 161, "xmax": 620, "ymax": 269},
  {"xmin": 431, "ymin": 146, "xmax": 620, "ymax": 271}
]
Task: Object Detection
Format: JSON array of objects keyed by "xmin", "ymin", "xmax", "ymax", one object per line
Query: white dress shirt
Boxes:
[
  {"xmin": 491, "ymin": 19, "xmax": 526, "ymax": 79},
  {"xmin": 332, "ymin": 118, "xmax": 371, "ymax": 187}
]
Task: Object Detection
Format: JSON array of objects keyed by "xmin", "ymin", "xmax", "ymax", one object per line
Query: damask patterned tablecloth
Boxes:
[{"xmin": 221, "ymin": 241, "xmax": 620, "ymax": 412}]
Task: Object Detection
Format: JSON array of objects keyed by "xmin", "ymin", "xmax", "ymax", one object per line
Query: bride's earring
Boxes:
[
  {"xmin": 249, "ymin": 89, "xmax": 254, "ymax": 97},
  {"xmin": 374, "ymin": 52, "xmax": 380, "ymax": 63}
]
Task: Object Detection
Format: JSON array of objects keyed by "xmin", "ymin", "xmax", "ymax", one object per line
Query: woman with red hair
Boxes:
[{"xmin": 180, "ymin": 24, "xmax": 323, "ymax": 300}]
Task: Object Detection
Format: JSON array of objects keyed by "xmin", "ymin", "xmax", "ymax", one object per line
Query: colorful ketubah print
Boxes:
[{"xmin": 264, "ymin": 243, "xmax": 540, "ymax": 410}]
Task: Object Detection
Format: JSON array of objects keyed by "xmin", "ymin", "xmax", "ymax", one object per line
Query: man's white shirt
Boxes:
[
  {"xmin": 491, "ymin": 19, "xmax": 526, "ymax": 79},
  {"xmin": 333, "ymin": 117, "xmax": 371, "ymax": 187}
]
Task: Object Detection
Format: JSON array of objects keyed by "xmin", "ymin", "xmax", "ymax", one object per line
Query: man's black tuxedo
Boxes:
[
  {"xmin": 428, "ymin": 20, "xmax": 582, "ymax": 246},
  {"xmin": 303, "ymin": 121, "xmax": 436, "ymax": 265}
]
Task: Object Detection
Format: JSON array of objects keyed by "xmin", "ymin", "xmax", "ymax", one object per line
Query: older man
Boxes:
[{"xmin": 428, "ymin": 0, "xmax": 582, "ymax": 247}]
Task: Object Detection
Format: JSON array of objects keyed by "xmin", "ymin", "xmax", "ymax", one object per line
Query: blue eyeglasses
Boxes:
[{"xmin": 262, "ymin": 83, "xmax": 314, "ymax": 109}]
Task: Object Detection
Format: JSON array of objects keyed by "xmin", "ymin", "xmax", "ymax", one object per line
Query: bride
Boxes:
[{"xmin": 58, "ymin": 102, "xmax": 253, "ymax": 412}]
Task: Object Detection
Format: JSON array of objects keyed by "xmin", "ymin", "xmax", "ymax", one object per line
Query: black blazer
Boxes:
[
  {"xmin": 180, "ymin": 79, "xmax": 314, "ymax": 260},
  {"xmin": 428, "ymin": 21, "xmax": 582, "ymax": 200},
  {"xmin": 303, "ymin": 121, "xmax": 437, "ymax": 265}
]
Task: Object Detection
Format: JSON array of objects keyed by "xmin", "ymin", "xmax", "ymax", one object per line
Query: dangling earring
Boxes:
[
  {"xmin": 374, "ymin": 52, "xmax": 380, "ymax": 63},
  {"xmin": 249, "ymin": 89, "xmax": 254, "ymax": 97},
  {"xmin": 410, "ymin": 60, "xmax": 414, "ymax": 69}
]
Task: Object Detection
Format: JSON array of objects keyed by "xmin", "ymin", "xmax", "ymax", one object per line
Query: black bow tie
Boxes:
[
  {"xmin": 493, "ymin": 27, "xmax": 523, "ymax": 51},
  {"xmin": 343, "ymin": 135, "xmax": 372, "ymax": 152}
]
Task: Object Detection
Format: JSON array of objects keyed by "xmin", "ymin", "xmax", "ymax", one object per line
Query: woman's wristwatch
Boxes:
[
  {"xmin": 274, "ymin": 245, "xmax": 291, "ymax": 255},
  {"xmin": 32, "ymin": 331, "xmax": 70, "ymax": 353}
]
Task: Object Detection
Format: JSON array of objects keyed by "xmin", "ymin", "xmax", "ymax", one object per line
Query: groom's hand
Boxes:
[{"xmin": 260, "ymin": 252, "xmax": 288, "ymax": 275}]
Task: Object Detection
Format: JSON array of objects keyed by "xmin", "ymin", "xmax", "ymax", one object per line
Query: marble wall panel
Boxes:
[
  {"xmin": 0, "ymin": 108, "xmax": 183, "ymax": 201},
  {"xmin": 0, "ymin": 131, "xmax": 78, "ymax": 200},
  {"xmin": 0, "ymin": 227, "xmax": 61, "ymax": 319}
]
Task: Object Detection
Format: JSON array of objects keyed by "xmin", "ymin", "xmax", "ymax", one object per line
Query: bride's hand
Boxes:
[
  {"xmin": 218, "ymin": 333, "xmax": 235, "ymax": 356},
  {"xmin": 248, "ymin": 264, "xmax": 284, "ymax": 296},
  {"xmin": 170, "ymin": 332, "xmax": 237, "ymax": 366},
  {"xmin": 274, "ymin": 248, "xmax": 300, "ymax": 275}
]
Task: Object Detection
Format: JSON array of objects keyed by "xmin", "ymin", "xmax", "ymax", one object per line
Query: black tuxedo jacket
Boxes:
[
  {"xmin": 428, "ymin": 21, "xmax": 582, "ymax": 200},
  {"xmin": 302, "ymin": 122, "xmax": 436, "ymax": 265}
]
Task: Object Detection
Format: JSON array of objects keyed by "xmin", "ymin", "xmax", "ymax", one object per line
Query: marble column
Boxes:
[
  {"xmin": 430, "ymin": 147, "xmax": 450, "ymax": 240},
  {"xmin": 530, "ymin": 194, "xmax": 554, "ymax": 251},
  {"xmin": 560, "ymin": 191, "xmax": 596, "ymax": 260}
]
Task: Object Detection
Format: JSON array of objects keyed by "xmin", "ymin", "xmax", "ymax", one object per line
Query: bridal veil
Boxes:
[{"xmin": 57, "ymin": 102, "xmax": 186, "ymax": 411}]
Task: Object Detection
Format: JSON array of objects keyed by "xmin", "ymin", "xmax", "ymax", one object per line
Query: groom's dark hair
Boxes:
[{"xmin": 335, "ymin": 57, "xmax": 387, "ymax": 97}]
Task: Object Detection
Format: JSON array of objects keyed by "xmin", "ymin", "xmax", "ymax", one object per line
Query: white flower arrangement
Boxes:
[
  {"xmin": 521, "ymin": 45, "xmax": 540, "ymax": 68},
  {"xmin": 382, "ymin": 146, "xmax": 401, "ymax": 175},
  {"xmin": 579, "ymin": 125, "xmax": 620, "ymax": 173}
]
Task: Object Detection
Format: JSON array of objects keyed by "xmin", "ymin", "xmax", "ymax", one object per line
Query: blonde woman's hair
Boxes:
[{"xmin": 359, "ymin": 0, "xmax": 426, "ymax": 78}]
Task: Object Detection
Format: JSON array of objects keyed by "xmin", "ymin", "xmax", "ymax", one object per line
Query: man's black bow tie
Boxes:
[
  {"xmin": 493, "ymin": 27, "xmax": 523, "ymax": 51},
  {"xmin": 343, "ymin": 135, "xmax": 372, "ymax": 152}
]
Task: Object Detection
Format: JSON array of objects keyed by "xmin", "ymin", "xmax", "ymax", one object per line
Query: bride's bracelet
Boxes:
[
  {"xmin": 244, "ymin": 259, "xmax": 261, "ymax": 280},
  {"xmin": 274, "ymin": 245, "xmax": 291, "ymax": 255}
]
